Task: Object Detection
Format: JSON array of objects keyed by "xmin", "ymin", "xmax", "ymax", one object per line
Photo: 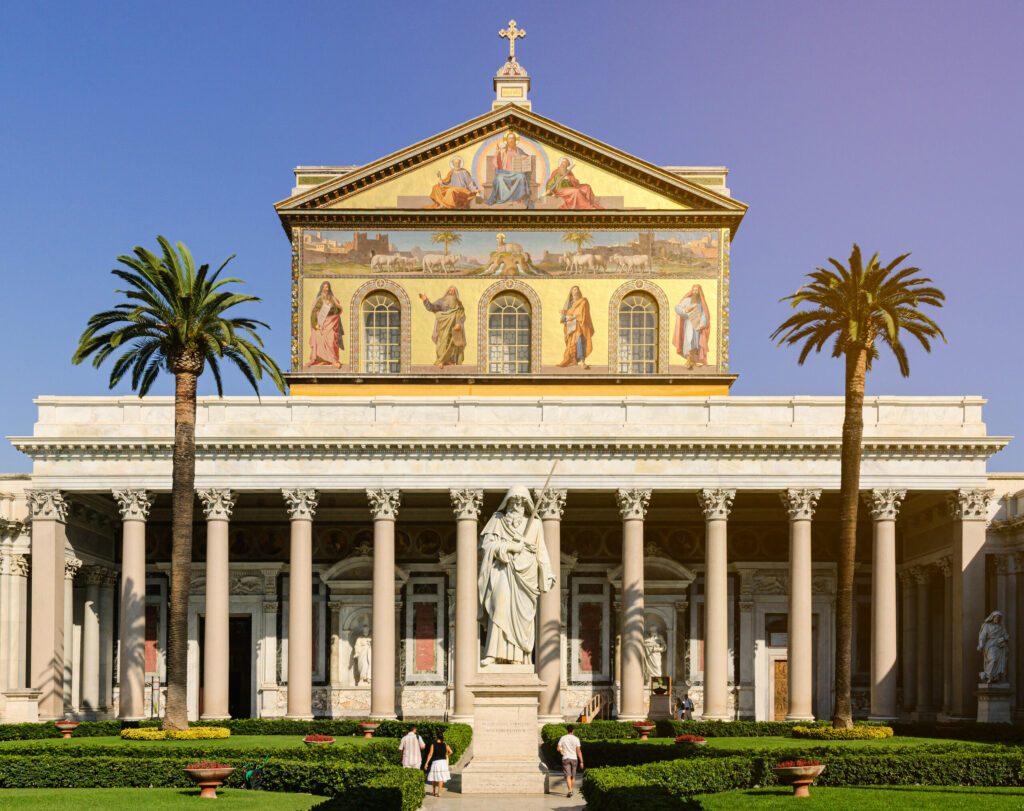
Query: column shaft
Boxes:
[
  {"xmin": 368, "ymin": 488, "xmax": 400, "ymax": 720},
  {"xmin": 940, "ymin": 559, "xmax": 953, "ymax": 715},
  {"xmin": 914, "ymin": 569, "xmax": 933, "ymax": 715},
  {"xmin": 81, "ymin": 575, "xmax": 102, "ymax": 712},
  {"xmin": 451, "ymin": 489, "xmax": 482, "ymax": 722},
  {"xmin": 868, "ymin": 489, "xmax": 903, "ymax": 720},
  {"xmin": 28, "ymin": 491, "xmax": 70, "ymax": 721},
  {"xmin": 63, "ymin": 566, "xmax": 76, "ymax": 710},
  {"xmin": 704, "ymin": 517, "xmax": 729, "ymax": 719},
  {"xmin": 536, "ymin": 489, "xmax": 566, "ymax": 723},
  {"xmin": 287, "ymin": 517, "xmax": 313, "ymax": 719},
  {"xmin": 900, "ymin": 572, "xmax": 917, "ymax": 713},
  {"xmin": 202, "ymin": 518, "xmax": 230, "ymax": 719},
  {"xmin": 787, "ymin": 518, "xmax": 814, "ymax": 720},
  {"xmin": 119, "ymin": 519, "xmax": 147, "ymax": 719},
  {"xmin": 616, "ymin": 488, "xmax": 650, "ymax": 722},
  {"xmin": 99, "ymin": 574, "xmax": 115, "ymax": 712}
]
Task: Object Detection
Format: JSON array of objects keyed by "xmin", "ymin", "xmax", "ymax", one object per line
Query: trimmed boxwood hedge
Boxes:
[
  {"xmin": 0, "ymin": 754, "xmax": 424, "ymax": 811},
  {"xmin": 581, "ymin": 749, "xmax": 1024, "ymax": 810}
]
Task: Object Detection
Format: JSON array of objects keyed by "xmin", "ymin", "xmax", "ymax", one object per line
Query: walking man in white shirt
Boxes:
[
  {"xmin": 556, "ymin": 723, "xmax": 584, "ymax": 798},
  {"xmin": 398, "ymin": 724, "xmax": 426, "ymax": 769}
]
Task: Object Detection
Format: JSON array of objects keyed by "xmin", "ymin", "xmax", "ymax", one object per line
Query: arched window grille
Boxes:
[
  {"xmin": 617, "ymin": 293, "xmax": 658, "ymax": 374},
  {"xmin": 487, "ymin": 293, "xmax": 531, "ymax": 374},
  {"xmin": 361, "ymin": 292, "xmax": 401, "ymax": 374}
]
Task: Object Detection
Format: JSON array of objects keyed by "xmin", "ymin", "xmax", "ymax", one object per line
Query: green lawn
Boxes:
[
  {"xmin": 694, "ymin": 786, "xmax": 1024, "ymax": 809},
  {"xmin": 0, "ymin": 788, "xmax": 326, "ymax": 809},
  {"xmin": 699, "ymin": 735, "xmax": 984, "ymax": 750},
  {"xmin": 0, "ymin": 734, "xmax": 379, "ymax": 750}
]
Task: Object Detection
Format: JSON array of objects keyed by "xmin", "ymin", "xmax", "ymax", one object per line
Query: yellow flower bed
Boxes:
[
  {"xmin": 119, "ymin": 726, "xmax": 231, "ymax": 741},
  {"xmin": 791, "ymin": 724, "xmax": 894, "ymax": 740}
]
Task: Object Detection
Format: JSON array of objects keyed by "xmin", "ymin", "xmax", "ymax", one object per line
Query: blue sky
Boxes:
[{"xmin": 1, "ymin": 0, "xmax": 1022, "ymax": 471}]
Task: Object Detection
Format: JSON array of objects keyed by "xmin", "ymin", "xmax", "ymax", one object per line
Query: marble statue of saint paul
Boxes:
[{"xmin": 478, "ymin": 486, "xmax": 555, "ymax": 665}]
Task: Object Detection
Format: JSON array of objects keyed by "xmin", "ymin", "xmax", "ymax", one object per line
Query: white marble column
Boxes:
[
  {"xmin": 866, "ymin": 488, "xmax": 904, "ymax": 721},
  {"xmin": 899, "ymin": 569, "xmax": 917, "ymax": 714},
  {"xmin": 114, "ymin": 489, "xmax": 151, "ymax": 720},
  {"xmin": 616, "ymin": 488, "xmax": 651, "ymax": 721},
  {"xmin": 368, "ymin": 488, "xmax": 400, "ymax": 720},
  {"xmin": 198, "ymin": 489, "xmax": 235, "ymax": 720},
  {"xmin": 913, "ymin": 565, "xmax": 934, "ymax": 717},
  {"xmin": 781, "ymin": 488, "xmax": 820, "ymax": 721},
  {"xmin": 27, "ymin": 490, "xmax": 70, "ymax": 720},
  {"xmin": 283, "ymin": 488, "xmax": 317, "ymax": 720},
  {"xmin": 99, "ymin": 569, "xmax": 117, "ymax": 712},
  {"xmin": 450, "ymin": 489, "xmax": 483, "ymax": 723},
  {"xmin": 80, "ymin": 566, "xmax": 104, "ymax": 713},
  {"xmin": 938, "ymin": 556, "xmax": 953, "ymax": 716},
  {"xmin": 4, "ymin": 552, "xmax": 30, "ymax": 690},
  {"xmin": 699, "ymin": 488, "xmax": 735, "ymax": 721},
  {"xmin": 62, "ymin": 557, "xmax": 82, "ymax": 712},
  {"xmin": 535, "ymin": 488, "xmax": 567, "ymax": 724},
  {"xmin": 948, "ymin": 488, "xmax": 992, "ymax": 719},
  {"xmin": 995, "ymin": 554, "xmax": 1017, "ymax": 696}
]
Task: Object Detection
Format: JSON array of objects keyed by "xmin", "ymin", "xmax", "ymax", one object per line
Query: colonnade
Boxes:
[{"xmin": 20, "ymin": 485, "xmax": 994, "ymax": 723}]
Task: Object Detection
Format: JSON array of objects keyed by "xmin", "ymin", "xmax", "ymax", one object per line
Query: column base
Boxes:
[
  {"xmin": 537, "ymin": 714, "xmax": 564, "ymax": 725},
  {"xmin": 200, "ymin": 713, "xmax": 231, "ymax": 721},
  {"xmin": 369, "ymin": 713, "xmax": 398, "ymax": 720},
  {"xmin": 285, "ymin": 714, "xmax": 314, "ymax": 721},
  {"xmin": 449, "ymin": 713, "xmax": 475, "ymax": 725},
  {"xmin": 867, "ymin": 715, "xmax": 897, "ymax": 722},
  {"xmin": 617, "ymin": 713, "xmax": 646, "ymax": 722},
  {"xmin": 785, "ymin": 714, "xmax": 815, "ymax": 722},
  {"xmin": 700, "ymin": 714, "xmax": 732, "ymax": 722}
]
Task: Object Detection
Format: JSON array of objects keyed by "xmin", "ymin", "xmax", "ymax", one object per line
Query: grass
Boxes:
[
  {"xmin": 699, "ymin": 735, "xmax": 984, "ymax": 750},
  {"xmin": 694, "ymin": 786, "xmax": 1024, "ymax": 809},
  {"xmin": 0, "ymin": 735, "xmax": 379, "ymax": 751},
  {"xmin": 0, "ymin": 788, "xmax": 326, "ymax": 809}
]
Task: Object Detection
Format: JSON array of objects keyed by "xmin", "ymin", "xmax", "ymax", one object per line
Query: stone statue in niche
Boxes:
[
  {"xmin": 478, "ymin": 486, "xmax": 555, "ymax": 665},
  {"xmin": 353, "ymin": 625, "xmax": 372, "ymax": 685},
  {"xmin": 642, "ymin": 627, "xmax": 667, "ymax": 681},
  {"xmin": 978, "ymin": 610, "xmax": 1011, "ymax": 683}
]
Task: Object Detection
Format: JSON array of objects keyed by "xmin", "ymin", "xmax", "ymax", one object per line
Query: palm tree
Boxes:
[
  {"xmin": 72, "ymin": 236, "xmax": 284, "ymax": 729},
  {"xmin": 562, "ymin": 231, "xmax": 593, "ymax": 254},
  {"xmin": 431, "ymin": 231, "xmax": 461, "ymax": 256},
  {"xmin": 771, "ymin": 244, "xmax": 945, "ymax": 728}
]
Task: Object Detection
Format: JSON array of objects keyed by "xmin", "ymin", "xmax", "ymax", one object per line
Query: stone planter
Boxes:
[
  {"xmin": 773, "ymin": 764, "xmax": 826, "ymax": 798},
  {"xmin": 632, "ymin": 722, "xmax": 656, "ymax": 741},
  {"xmin": 303, "ymin": 735, "xmax": 335, "ymax": 746},
  {"xmin": 359, "ymin": 721, "xmax": 381, "ymax": 739},
  {"xmin": 54, "ymin": 720, "xmax": 79, "ymax": 740},
  {"xmin": 184, "ymin": 765, "xmax": 234, "ymax": 799}
]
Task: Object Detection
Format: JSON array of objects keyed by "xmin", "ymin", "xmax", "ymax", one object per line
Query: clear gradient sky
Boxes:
[{"xmin": 1, "ymin": 1, "xmax": 1021, "ymax": 471}]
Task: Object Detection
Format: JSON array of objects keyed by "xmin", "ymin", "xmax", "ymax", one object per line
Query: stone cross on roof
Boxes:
[{"xmin": 499, "ymin": 19, "xmax": 526, "ymax": 61}]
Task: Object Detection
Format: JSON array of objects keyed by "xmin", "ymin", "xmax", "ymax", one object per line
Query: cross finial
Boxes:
[{"xmin": 499, "ymin": 19, "xmax": 526, "ymax": 61}]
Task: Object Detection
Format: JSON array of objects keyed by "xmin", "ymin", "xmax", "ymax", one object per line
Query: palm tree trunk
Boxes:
[
  {"xmin": 164, "ymin": 371, "xmax": 198, "ymax": 730},
  {"xmin": 833, "ymin": 347, "xmax": 867, "ymax": 729}
]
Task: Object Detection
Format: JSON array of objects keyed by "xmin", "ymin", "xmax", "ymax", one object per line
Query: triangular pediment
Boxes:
[{"xmin": 276, "ymin": 106, "xmax": 746, "ymax": 217}]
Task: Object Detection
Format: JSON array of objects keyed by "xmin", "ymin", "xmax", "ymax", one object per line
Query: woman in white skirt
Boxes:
[{"xmin": 424, "ymin": 732, "xmax": 453, "ymax": 797}]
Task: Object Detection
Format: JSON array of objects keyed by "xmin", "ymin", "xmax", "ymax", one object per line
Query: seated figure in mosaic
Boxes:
[{"xmin": 478, "ymin": 486, "xmax": 555, "ymax": 665}]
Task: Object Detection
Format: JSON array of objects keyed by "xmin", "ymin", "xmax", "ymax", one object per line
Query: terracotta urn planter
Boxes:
[
  {"xmin": 184, "ymin": 762, "xmax": 234, "ymax": 799},
  {"xmin": 303, "ymin": 734, "xmax": 335, "ymax": 746},
  {"xmin": 773, "ymin": 761, "xmax": 826, "ymax": 798},
  {"xmin": 54, "ymin": 719, "xmax": 79, "ymax": 740},
  {"xmin": 359, "ymin": 721, "xmax": 381, "ymax": 739},
  {"xmin": 632, "ymin": 721, "xmax": 656, "ymax": 741}
]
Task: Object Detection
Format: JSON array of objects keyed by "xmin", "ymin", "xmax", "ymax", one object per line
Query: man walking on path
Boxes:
[
  {"xmin": 556, "ymin": 723, "xmax": 584, "ymax": 798},
  {"xmin": 399, "ymin": 724, "xmax": 426, "ymax": 769}
]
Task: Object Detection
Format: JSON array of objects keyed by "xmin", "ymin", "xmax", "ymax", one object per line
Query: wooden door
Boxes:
[{"xmin": 773, "ymin": 660, "xmax": 788, "ymax": 721}]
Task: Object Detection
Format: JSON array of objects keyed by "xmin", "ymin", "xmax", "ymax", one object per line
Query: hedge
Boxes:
[
  {"xmin": 0, "ymin": 754, "xmax": 424, "ymax": 811},
  {"xmin": 581, "ymin": 750, "xmax": 1024, "ymax": 810}
]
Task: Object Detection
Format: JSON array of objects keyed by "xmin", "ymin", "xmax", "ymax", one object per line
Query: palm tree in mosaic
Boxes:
[
  {"xmin": 562, "ymin": 231, "xmax": 593, "ymax": 254},
  {"xmin": 72, "ymin": 237, "xmax": 284, "ymax": 730},
  {"xmin": 771, "ymin": 244, "xmax": 945, "ymax": 728},
  {"xmin": 431, "ymin": 231, "xmax": 462, "ymax": 256}
]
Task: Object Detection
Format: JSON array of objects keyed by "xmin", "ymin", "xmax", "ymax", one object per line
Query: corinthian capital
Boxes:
[
  {"xmin": 864, "ymin": 489, "xmax": 906, "ymax": 521},
  {"xmin": 780, "ymin": 488, "xmax": 821, "ymax": 521},
  {"xmin": 64, "ymin": 556, "xmax": 83, "ymax": 581},
  {"xmin": 367, "ymin": 488, "xmax": 401, "ymax": 521},
  {"xmin": 282, "ymin": 489, "xmax": 318, "ymax": 521},
  {"xmin": 450, "ymin": 489, "xmax": 484, "ymax": 521},
  {"xmin": 198, "ymin": 489, "xmax": 236, "ymax": 521},
  {"xmin": 533, "ymin": 488, "xmax": 567, "ymax": 521},
  {"xmin": 616, "ymin": 488, "xmax": 651, "ymax": 520},
  {"xmin": 698, "ymin": 488, "xmax": 736, "ymax": 520},
  {"xmin": 112, "ymin": 489, "xmax": 152, "ymax": 522},
  {"xmin": 947, "ymin": 488, "xmax": 993, "ymax": 521},
  {"xmin": 27, "ymin": 490, "xmax": 69, "ymax": 522}
]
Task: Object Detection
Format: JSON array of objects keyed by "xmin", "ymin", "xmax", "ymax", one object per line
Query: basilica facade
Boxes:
[{"xmin": 1, "ymin": 38, "xmax": 1022, "ymax": 728}]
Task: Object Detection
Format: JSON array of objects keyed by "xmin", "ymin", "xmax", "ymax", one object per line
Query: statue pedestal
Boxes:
[
  {"xmin": 649, "ymin": 693, "xmax": 673, "ymax": 721},
  {"xmin": 977, "ymin": 682, "xmax": 1014, "ymax": 724},
  {"xmin": 2, "ymin": 689, "xmax": 41, "ymax": 723},
  {"xmin": 461, "ymin": 664, "xmax": 547, "ymax": 794}
]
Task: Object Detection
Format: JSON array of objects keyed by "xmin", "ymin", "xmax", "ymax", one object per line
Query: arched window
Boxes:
[
  {"xmin": 487, "ymin": 293, "xmax": 531, "ymax": 374},
  {"xmin": 617, "ymin": 293, "xmax": 658, "ymax": 374},
  {"xmin": 361, "ymin": 292, "xmax": 401, "ymax": 374}
]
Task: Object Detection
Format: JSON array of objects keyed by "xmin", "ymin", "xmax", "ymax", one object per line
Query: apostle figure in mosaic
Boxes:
[
  {"xmin": 308, "ymin": 281, "xmax": 344, "ymax": 368},
  {"xmin": 419, "ymin": 287, "xmax": 466, "ymax": 367},
  {"xmin": 427, "ymin": 156, "xmax": 480, "ymax": 209},
  {"xmin": 545, "ymin": 157, "xmax": 603, "ymax": 210},
  {"xmin": 978, "ymin": 610, "xmax": 1010, "ymax": 683},
  {"xmin": 353, "ymin": 625, "xmax": 372, "ymax": 685},
  {"xmin": 672, "ymin": 284, "xmax": 710, "ymax": 368},
  {"xmin": 478, "ymin": 486, "xmax": 556, "ymax": 665},
  {"xmin": 557, "ymin": 285, "xmax": 595, "ymax": 369},
  {"xmin": 642, "ymin": 627, "xmax": 667, "ymax": 682}
]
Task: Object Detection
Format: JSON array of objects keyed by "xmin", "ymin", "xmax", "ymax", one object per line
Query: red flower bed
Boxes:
[
  {"xmin": 303, "ymin": 734, "xmax": 335, "ymax": 742},
  {"xmin": 185, "ymin": 760, "xmax": 232, "ymax": 770},
  {"xmin": 674, "ymin": 735, "xmax": 706, "ymax": 743},
  {"xmin": 776, "ymin": 758, "xmax": 822, "ymax": 768}
]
